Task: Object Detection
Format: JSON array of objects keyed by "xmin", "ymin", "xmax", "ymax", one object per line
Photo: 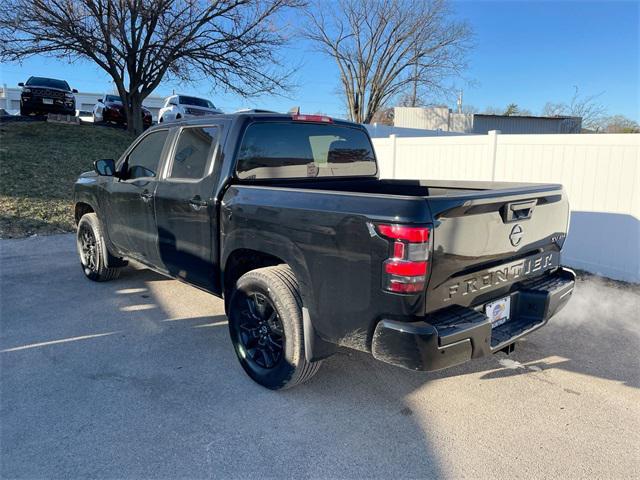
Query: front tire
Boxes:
[
  {"xmin": 228, "ymin": 265, "xmax": 321, "ymax": 390},
  {"xmin": 76, "ymin": 213, "xmax": 122, "ymax": 282}
]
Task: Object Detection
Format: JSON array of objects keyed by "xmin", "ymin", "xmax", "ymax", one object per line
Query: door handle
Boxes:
[
  {"xmin": 140, "ymin": 190, "xmax": 153, "ymax": 203},
  {"xmin": 189, "ymin": 196, "xmax": 208, "ymax": 211}
]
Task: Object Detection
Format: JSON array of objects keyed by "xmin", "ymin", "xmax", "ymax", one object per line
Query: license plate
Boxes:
[
  {"xmin": 42, "ymin": 98, "xmax": 53, "ymax": 104},
  {"xmin": 485, "ymin": 296, "xmax": 511, "ymax": 328}
]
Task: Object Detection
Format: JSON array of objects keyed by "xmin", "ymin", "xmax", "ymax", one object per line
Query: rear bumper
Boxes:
[{"xmin": 371, "ymin": 267, "xmax": 576, "ymax": 371}]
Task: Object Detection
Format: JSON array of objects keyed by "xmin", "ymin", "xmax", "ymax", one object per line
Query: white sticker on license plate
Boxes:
[
  {"xmin": 485, "ymin": 296, "xmax": 511, "ymax": 328},
  {"xmin": 42, "ymin": 98, "xmax": 54, "ymax": 104}
]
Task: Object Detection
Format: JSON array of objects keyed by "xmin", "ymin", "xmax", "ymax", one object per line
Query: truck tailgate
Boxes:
[{"xmin": 425, "ymin": 183, "xmax": 569, "ymax": 313}]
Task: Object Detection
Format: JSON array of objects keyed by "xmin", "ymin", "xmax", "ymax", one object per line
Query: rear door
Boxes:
[
  {"xmin": 154, "ymin": 124, "xmax": 222, "ymax": 291},
  {"xmin": 105, "ymin": 129, "xmax": 170, "ymax": 263}
]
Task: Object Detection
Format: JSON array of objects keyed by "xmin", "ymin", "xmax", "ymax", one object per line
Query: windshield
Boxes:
[
  {"xmin": 236, "ymin": 122, "xmax": 377, "ymax": 180},
  {"xmin": 179, "ymin": 96, "xmax": 214, "ymax": 109},
  {"xmin": 105, "ymin": 95, "xmax": 122, "ymax": 103},
  {"xmin": 26, "ymin": 77, "xmax": 71, "ymax": 91}
]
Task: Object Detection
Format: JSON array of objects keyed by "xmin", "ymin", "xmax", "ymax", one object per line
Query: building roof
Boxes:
[{"xmin": 474, "ymin": 113, "xmax": 581, "ymax": 121}]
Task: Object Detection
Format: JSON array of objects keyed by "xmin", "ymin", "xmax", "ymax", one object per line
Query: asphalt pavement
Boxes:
[{"xmin": 1, "ymin": 234, "xmax": 638, "ymax": 479}]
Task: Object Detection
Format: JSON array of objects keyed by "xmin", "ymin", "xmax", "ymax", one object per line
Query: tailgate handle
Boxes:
[{"xmin": 502, "ymin": 199, "xmax": 537, "ymax": 223}]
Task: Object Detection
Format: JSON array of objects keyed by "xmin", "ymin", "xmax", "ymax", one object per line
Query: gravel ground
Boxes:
[{"xmin": 1, "ymin": 234, "xmax": 639, "ymax": 479}]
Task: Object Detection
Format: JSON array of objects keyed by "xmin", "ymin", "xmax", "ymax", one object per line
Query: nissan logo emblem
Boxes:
[{"xmin": 510, "ymin": 224, "xmax": 524, "ymax": 247}]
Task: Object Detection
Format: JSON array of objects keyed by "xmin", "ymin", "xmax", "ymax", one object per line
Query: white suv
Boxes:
[{"xmin": 158, "ymin": 95, "xmax": 222, "ymax": 123}]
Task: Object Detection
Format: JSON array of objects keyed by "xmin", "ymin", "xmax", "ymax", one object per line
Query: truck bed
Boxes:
[
  {"xmin": 261, "ymin": 177, "xmax": 562, "ymax": 198},
  {"xmin": 231, "ymin": 177, "xmax": 569, "ymax": 314}
]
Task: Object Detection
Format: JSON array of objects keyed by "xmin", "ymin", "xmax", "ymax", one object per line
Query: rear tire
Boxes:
[
  {"xmin": 76, "ymin": 213, "xmax": 122, "ymax": 282},
  {"xmin": 228, "ymin": 265, "xmax": 321, "ymax": 390},
  {"xmin": 20, "ymin": 106, "xmax": 30, "ymax": 116}
]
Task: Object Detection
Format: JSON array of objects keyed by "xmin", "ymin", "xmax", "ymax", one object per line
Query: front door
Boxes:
[
  {"xmin": 105, "ymin": 129, "xmax": 170, "ymax": 263},
  {"xmin": 154, "ymin": 125, "xmax": 221, "ymax": 291}
]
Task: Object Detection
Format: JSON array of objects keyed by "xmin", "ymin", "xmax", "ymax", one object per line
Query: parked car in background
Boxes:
[
  {"xmin": 158, "ymin": 95, "xmax": 221, "ymax": 123},
  {"xmin": 74, "ymin": 112, "xmax": 575, "ymax": 390},
  {"xmin": 19, "ymin": 76, "xmax": 77, "ymax": 116},
  {"xmin": 92, "ymin": 94, "xmax": 153, "ymax": 128}
]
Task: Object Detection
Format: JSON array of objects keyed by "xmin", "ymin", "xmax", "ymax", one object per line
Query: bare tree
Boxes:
[
  {"xmin": 481, "ymin": 106, "xmax": 502, "ymax": 115},
  {"xmin": 542, "ymin": 86, "xmax": 607, "ymax": 131},
  {"xmin": 0, "ymin": 0, "xmax": 300, "ymax": 133},
  {"xmin": 397, "ymin": 93, "xmax": 427, "ymax": 108},
  {"xmin": 601, "ymin": 115, "xmax": 639, "ymax": 133},
  {"xmin": 304, "ymin": 0, "xmax": 471, "ymax": 124},
  {"xmin": 541, "ymin": 102, "xmax": 566, "ymax": 117},
  {"xmin": 370, "ymin": 107, "xmax": 394, "ymax": 125},
  {"xmin": 460, "ymin": 104, "xmax": 478, "ymax": 114}
]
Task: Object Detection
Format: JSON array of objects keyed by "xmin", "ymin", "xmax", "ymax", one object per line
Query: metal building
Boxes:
[
  {"xmin": 472, "ymin": 114, "xmax": 582, "ymax": 134},
  {"xmin": 393, "ymin": 107, "xmax": 582, "ymax": 134}
]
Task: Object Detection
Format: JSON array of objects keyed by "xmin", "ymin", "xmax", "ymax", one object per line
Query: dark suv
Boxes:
[{"xmin": 19, "ymin": 76, "xmax": 77, "ymax": 116}]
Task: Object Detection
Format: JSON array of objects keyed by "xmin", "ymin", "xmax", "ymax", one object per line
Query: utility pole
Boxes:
[{"xmin": 411, "ymin": 44, "xmax": 418, "ymax": 107}]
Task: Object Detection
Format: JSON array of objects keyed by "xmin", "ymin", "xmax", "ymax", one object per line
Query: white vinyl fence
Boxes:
[{"xmin": 372, "ymin": 132, "xmax": 640, "ymax": 282}]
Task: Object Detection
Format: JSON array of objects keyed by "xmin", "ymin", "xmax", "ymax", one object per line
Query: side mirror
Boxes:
[
  {"xmin": 18, "ymin": 82, "xmax": 24, "ymax": 87},
  {"xmin": 72, "ymin": 89, "xmax": 78, "ymax": 93},
  {"xmin": 94, "ymin": 159, "xmax": 116, "ymax": 176},
  {"xmin": 97, "ymin": 98, "xmax": 103, "ymax": 103}
]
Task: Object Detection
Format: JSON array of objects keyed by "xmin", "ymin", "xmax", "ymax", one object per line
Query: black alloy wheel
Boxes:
[
  {"xmin": 227, "ymin": 266, "xmax": 322, "ymax": 389},
  {"xmin": 232, "ymin": 291, "xmax": 285, "ymax": 369},
  {"xmin": 76, "ymin": 213, "xmax": 122, "ymax": 282},
  {"xmin": 78, "ymin": 222, "xmax": 98, "ymax": 275}
]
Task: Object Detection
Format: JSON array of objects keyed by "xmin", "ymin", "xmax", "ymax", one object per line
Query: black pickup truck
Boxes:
[{"xmin": 74, "ymin": 112, "xmax": 575, "ymax": 389}]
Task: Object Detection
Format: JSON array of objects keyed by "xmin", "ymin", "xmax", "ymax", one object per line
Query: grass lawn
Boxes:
[{"xmin": 0, "ymin": 120, "xmax": 134, "ymax": 238}]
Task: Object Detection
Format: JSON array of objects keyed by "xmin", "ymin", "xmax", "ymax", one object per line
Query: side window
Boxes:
[
  {"xmin": 126, "ymin": 130, "xmax": 168, "ymax": 180},
  {"xmin": 169, "ymin": 126, "xmax": 218, "ymax": 180}
]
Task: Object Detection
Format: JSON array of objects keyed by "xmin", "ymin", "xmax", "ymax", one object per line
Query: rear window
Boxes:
[
  {"xmin": 236, "ymin": 122, "xmax": 377, "ymax": 180},
  {"xmin": 26, "ymin": 77, "xmax": 70, "ymax": 91},
  {"xmin": 179, "ymin": 96, "xmax": 214, "ymax": 109}
]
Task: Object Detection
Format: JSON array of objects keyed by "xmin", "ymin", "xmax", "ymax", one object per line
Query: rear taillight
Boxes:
[{"xmin": 377, "ymin": 224, "xmax": 432, "ymax": 294}]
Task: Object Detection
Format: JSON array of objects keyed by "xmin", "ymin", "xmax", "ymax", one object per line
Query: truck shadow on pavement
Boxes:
[
  {"xmin": 1, "ymin": 235, "xmax": 638, "ymax": 478},
  {"xmin": 0, "ymin": 245, "xmax": 445, "ymax": 478}
]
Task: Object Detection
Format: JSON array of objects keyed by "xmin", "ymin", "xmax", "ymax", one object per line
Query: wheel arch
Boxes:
[
  {"xmin": 73, "ymin": 198, "xmax": 125, "ymax": 268},
  {"xmin": 74, "ymin": 201, "xmax": 95, "ymax": 225},
  {"xmin": 223, "ymin": 248, "xmax": 286, "ymax": 301},
  {"xmin": 222, "ymin": 242, "xmax": 336, "ymax": 362}
]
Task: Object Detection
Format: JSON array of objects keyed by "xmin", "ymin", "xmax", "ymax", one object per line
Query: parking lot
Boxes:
[{"xmin": 1, "ymin": 234, "xmax": 639, "ymax": 479}]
